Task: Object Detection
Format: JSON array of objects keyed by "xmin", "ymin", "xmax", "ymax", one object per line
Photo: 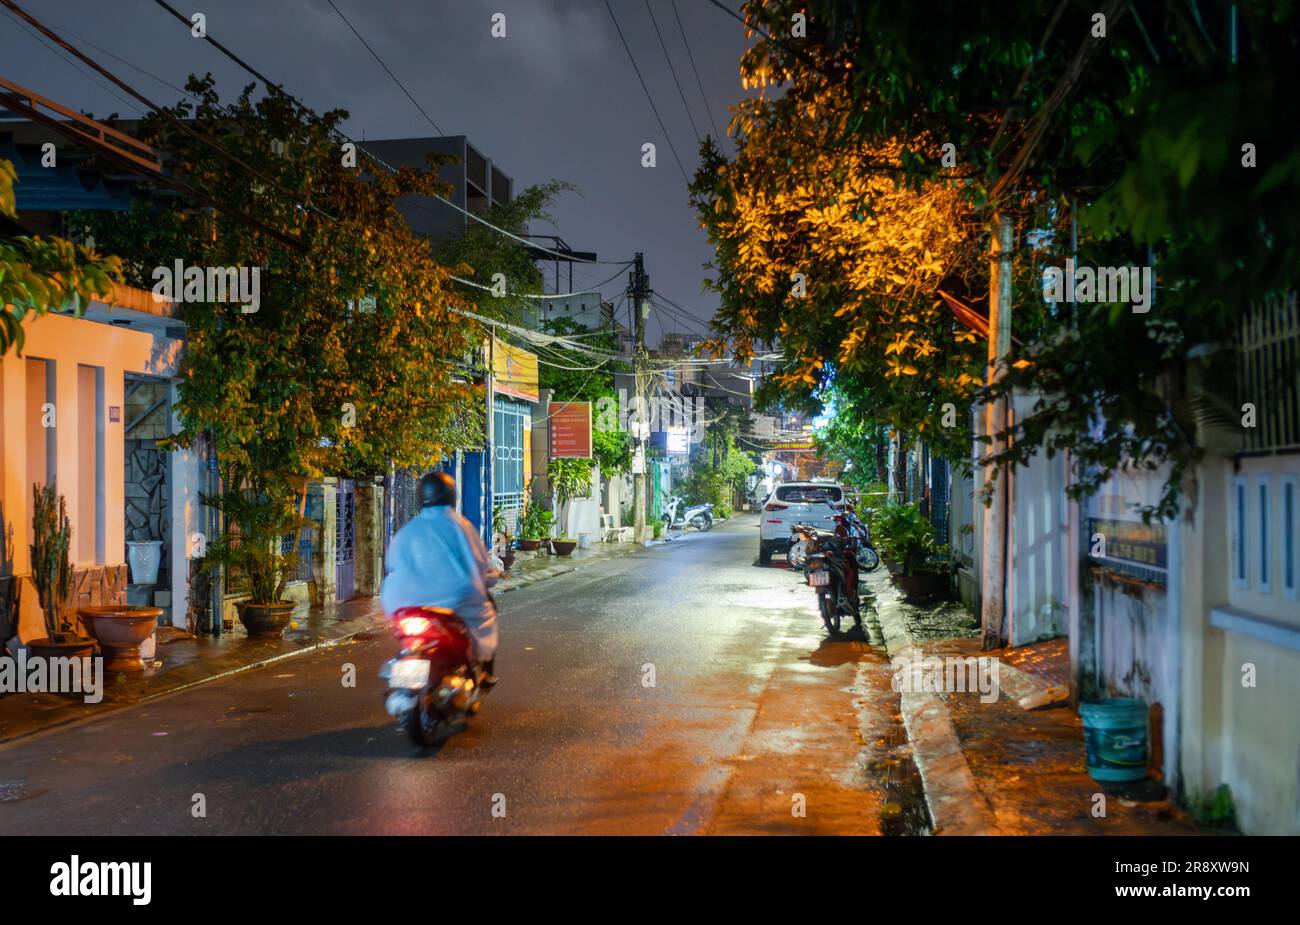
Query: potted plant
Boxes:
[
  {"xmin": 517, "ymin": 502, "xmax": 554, "ymax": 551},
  {"xmin": 27, "ymin": 485, "xmax": 96, "ymax": 660},
  {"xmin": 547, "ymin": 457, "xmax": 594, "ymax": 557},
  {"xmin": 203, "ymin": 479, "xmax": 311, "ymax": 639},
  {"xmin": 492, "ymin": 505, "xmax": 516, "ymax": 572},
  {"xmin": 873, "ymin": 502, "xmax": 948, "ymax": 601}
]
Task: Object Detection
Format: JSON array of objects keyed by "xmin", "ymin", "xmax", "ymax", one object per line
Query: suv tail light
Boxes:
[{"xmin": 765, "ymin": 501, "xmax": 789, "ymax": 511}]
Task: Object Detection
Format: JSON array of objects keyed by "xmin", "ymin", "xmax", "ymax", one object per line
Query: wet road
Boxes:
[{"xmin": 0, "ymin": 515, "xmax": 920, "ymax": 835}]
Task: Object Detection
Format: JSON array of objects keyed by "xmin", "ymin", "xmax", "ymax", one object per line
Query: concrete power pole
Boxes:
[
  {"xmin": 982, "ymin": 213, "xmax": 1014, "ymax": 650},
  {"xmin": 629, "ymin": 253, "xmax": 651, "ymax": 544}
]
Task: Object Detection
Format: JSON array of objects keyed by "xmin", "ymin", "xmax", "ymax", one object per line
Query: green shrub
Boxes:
[{"xmin": 870, "ymin": 502, "xmax": 943, "ymax": 576}]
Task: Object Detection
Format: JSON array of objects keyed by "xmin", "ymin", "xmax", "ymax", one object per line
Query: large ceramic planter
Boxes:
[
  {"xmin": 894, "ymin": 571, "xmax": 949, "ymax": 602},
  {"xmin": 551, "ymin": 539, "xmax": 577, "ymax": 557},
  {"xmin": 518, "ymin": 539, "xmax": 541, "ymax": 551},
  {"xmin": 80, "ymin": 605, "xmax": 162, "ymax": 672},
  {"xmin": 238, "ymin": 601, "xmax": 296, "ymax": 639}
]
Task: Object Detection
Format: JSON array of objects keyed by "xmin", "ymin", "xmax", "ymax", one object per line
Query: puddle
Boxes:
[
  {"xmin": 872, "ymin": 709, "xmax": 932, "ymax": 836},
  {"xmin": 0, "ymin": 781, "xmax": 48, "ymax": 803}
]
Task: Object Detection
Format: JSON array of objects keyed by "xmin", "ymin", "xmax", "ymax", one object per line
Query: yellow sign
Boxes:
[{"xmin": 492, "ymin": 339, "xmax": 539, "ymax": 403}]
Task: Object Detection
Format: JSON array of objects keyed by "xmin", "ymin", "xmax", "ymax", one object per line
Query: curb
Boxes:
[{"xmin": 872, "ymin": 582, "xmax": 999, "ymax": 835}]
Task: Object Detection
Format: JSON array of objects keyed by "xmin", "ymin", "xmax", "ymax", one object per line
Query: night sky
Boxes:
[{"xmin": 0, "ymin": 0, "xmax": 757, "ymax": 343}]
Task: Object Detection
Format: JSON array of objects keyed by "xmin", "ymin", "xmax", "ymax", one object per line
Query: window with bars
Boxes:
[{"xmin": 1238, "ymin": 292, "xmax": 1300, "ymax": 452}]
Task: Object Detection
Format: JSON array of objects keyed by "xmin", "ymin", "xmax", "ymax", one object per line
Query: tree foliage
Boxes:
[
  {"xmin": 697, "ymin": 0, "xmax": 1300, "ymax": 517},
  {"xmin": 72, "ymin": 75, "xmax": 483, "ymax": 489}
]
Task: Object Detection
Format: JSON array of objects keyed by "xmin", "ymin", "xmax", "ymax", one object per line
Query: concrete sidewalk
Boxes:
[
  {"xmin": 866, "ymin": 568, "xmax": 1201, "ymax": 835},
  {"xmin": 0, "ymin": 535, "xmax": 649, "ymax": 745}
]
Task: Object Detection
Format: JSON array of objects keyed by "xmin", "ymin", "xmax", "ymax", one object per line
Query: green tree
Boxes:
[
  {"xmin": 72, "ymin": 75, "xmax": 482, "ymax": 492},
  {"xmin": 695, "ymin": 0, "xmax": 1300, "ymax": 518}
]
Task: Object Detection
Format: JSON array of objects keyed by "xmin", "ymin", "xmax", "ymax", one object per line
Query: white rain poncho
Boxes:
[{"xmin": 379, "ymin": 506, "xmax": 499, "ymax": 661}]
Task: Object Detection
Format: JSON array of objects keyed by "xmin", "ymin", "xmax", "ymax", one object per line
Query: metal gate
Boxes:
[{"xmin": 336, "ymin": 479, "xmax": 356, "ymax": 601}]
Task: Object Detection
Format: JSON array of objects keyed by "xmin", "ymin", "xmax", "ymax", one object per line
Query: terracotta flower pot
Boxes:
[
  {"xmin": 551, "ymin": 539, "xmax": 577, "ymax": 557},
  {"xmin": 238, "ymin": 601, "xmax": 297, "ymax": 639},
  {"xmin": 27, "ymin": 636, "xmax": 97, "ymax": 665},
  {"xmin": 80, "ymin": 605, "xmax": 162, "ymax": 672},
  {"xmin": 518, "ymin": 538, "xmax": 541, "ymax": 551}
]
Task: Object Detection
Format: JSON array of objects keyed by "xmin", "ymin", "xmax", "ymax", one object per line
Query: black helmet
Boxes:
[{"xmin": 419, "ymin": 471, "xmax": 456, "ymax": 508}]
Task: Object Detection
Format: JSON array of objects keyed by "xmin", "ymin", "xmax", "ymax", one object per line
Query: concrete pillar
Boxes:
[
  {"xmin": 354, "ymin": 478, "xmax": 385, "ymax": 597},
  {"xmin": 311, "ymin": 478, "xmax": 338, "ymax": 606}
]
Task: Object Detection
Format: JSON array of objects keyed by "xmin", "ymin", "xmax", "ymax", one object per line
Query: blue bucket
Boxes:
[{"xmin": 1080, "ymin": 698, "xmax": 1149, "ymax": 782}]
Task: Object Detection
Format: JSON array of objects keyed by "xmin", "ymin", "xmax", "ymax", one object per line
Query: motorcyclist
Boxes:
[{"xmin": 380, "ymin": 471, "xmax": 499, "ymax": 687}]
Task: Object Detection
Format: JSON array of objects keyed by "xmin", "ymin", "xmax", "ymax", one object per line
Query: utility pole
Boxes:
[
  {"xmin": 629, "ymin": 253, "xmax": 651, "ymax": 544},
  {"xmin": 982, "ymin": 213, "xmax": 1014, "ymax": 650}
]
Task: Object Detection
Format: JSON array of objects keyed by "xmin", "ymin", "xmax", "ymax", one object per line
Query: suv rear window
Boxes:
[{"xmin": 775, "ymin": 485, "xmax": 842, "ymax": 503}]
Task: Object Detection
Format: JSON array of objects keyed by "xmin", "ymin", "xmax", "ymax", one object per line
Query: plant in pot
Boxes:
[
  {"xmin": 517, "ymin": 502, "xmax": 554, "ymax": 552},
  {"xmin": 547, "ymin": 456, "xmax": 594, "ymax": 557},
  {"xmin": 492, "ymin": 504, "xmax": 516, "ymax": 573},
  {"xmin": 27, "ymin": 485, "xmax": 96, "ymax": 661},
  {"xmin": 873, "ymin": 502, "xmax": 948, "ymax": 601},
  {"xmin": 203, "ymin": 478, "xmax": 312, "ymax": 639}
]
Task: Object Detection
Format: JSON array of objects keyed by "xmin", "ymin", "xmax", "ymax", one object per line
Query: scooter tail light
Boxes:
[{"xmin": 397, "ymin": 615, "xmax": 433, "ymax": 636}]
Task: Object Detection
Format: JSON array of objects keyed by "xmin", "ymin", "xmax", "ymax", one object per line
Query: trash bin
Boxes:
[{"xmin": 1080, "ymin": 698, "xmax": 1149, "ymax": 782}]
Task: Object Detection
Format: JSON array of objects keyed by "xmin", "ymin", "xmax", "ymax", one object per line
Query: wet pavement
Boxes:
[{"xmin": 0, "ymin": 515, "xmax": 923, "ymax": 835}]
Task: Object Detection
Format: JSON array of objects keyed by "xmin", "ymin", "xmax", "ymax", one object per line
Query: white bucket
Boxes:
[{"xmin": 126, "ymin": 540, "xmax": 163, "ymax": 585}]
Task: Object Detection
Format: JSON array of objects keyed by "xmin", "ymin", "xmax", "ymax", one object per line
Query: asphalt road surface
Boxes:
[{"xmin": 0, "ymin": 515, "xmax": 922, "ymax": 835}]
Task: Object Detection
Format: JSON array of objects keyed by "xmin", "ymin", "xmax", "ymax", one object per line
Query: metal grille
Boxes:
[
  {"xmin": 1239, "ymin": 290, "xmax": 1300, "ymax": 452},
  {"xmin": 492, "ymin": 398, "xmax": 530, "ymax": 527},
  {"xmin": 390, "ymin": 468, "xmax": 424, "ymax": 536}
]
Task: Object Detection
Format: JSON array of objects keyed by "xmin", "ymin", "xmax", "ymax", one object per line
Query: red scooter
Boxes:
[
  {"xmin": 380, "ymin": 606, "xmax": 490, "ymax": 747},
  {"xmin": 804, "ymin": 504, "xmax": 862, "ymax": 635}
]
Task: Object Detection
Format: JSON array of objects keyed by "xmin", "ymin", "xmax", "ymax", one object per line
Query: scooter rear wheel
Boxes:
[
  {"xmin": 690, "ymin": 514, "xmax": 709, "ymax": 532},
  {"xmin": 818, "ymin": 592, "xmax": 841, "ymax": 635},
  {"xmin": 403, "ymin": 699, "xmax": 450, "ymax": 748}
]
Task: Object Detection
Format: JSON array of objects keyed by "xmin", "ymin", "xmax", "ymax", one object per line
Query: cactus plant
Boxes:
[{"xmin": 30, "ymin": 484, "xmax": 74, "ymax": 642}]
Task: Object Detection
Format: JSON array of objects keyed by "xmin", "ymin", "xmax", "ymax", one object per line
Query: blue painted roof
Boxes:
[{"xmin": 0, "ymin": 137, "xmax": 132, "ymax": 212}]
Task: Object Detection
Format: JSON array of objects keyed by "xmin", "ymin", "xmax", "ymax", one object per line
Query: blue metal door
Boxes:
[{"xmin": 335, "ymin": 479, "xmax": 356, "ymax": 601}]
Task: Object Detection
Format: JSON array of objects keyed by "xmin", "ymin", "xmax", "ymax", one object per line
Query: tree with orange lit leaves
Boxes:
[
  {"xmin": 698, "ymin": 0, "xmax": 1300, "ymax": 520},
  {"xmin": 691, "ymin": 80, "xmax": 988, "ymax": 464}
]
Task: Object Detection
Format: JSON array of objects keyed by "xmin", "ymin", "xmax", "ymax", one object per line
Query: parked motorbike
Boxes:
[
  {"xmin": 380, "ymin": 605, "xmax": 491, "ymax": 747},
  {"xmin": 661, "ymin": 494, "xmax": 714, "ymax": 532},
  {"xmin": 841, "ymin": 504, "xmax": 882, "ymax": 572},
  {"xmin": 801, "ymin": 517, "xmax": 862, "ymax": 635}
]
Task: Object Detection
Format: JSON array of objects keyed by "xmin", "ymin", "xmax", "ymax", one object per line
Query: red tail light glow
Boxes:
[
  {"xmin": 398, "ymin": 615, "xmax": 433, "ymax": 636},
  {"xmin": 765, "ymin": 501, "xmax": 789, "ymax": 511}
]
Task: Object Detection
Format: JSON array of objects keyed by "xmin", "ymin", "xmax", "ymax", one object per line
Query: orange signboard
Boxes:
[{"xmin": 549, "ymin": 401, "xmax": 592, "ymax": 458}]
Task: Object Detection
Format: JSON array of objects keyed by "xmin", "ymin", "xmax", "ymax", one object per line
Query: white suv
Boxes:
[{"xmin": 758, "ymin": 481, "xmax": 845, "ymax": 564}]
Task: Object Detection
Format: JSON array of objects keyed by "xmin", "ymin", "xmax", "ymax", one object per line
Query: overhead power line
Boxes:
[
  {"xmin": 671, "ymin": 0, "xmax": 725, "ymax": 151},
  {"xmin": 603, "ymin": 0, "xmax": 690, "ymax": 186},
  {"xmin": 325, "ymin": 0, "xmax": 445, "ymax": 137},
  {"xmin": 645, "ymin": 0, "xmax": 700, "ymax": 144},
  {"xmin": 149, "ymin": 0, "xmax": 631, "ymax": 267}
]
